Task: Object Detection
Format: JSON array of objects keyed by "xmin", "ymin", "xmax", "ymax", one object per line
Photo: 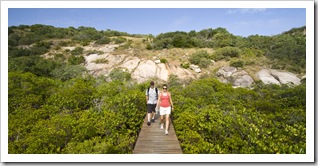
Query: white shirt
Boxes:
[{"xmin": 146, "ymin": 87, "xmax": 159, "ymax": 104}]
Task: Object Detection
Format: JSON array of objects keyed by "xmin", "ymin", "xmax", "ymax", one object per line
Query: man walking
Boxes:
[{"xmin": 146, "ymin": 81, "xmax": 159, "ymax": 126}]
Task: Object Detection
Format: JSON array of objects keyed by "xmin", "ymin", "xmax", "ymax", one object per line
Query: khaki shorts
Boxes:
[{"xmin": 159, "ymin": 106, "xmax": 171, "ymax": 115}]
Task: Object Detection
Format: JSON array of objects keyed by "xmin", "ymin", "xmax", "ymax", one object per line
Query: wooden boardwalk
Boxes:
[{"xmin": 133, "ymin": 114, "xmax": 183, "ymax": 154}]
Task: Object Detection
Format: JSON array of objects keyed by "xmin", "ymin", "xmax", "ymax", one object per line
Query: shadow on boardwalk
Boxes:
[{"xmin": 133, "ymin": 114, "xmax": 183, "ymax": 154}]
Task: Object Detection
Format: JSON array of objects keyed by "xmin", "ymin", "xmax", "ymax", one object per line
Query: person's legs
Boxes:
[
  {"xmin": 147, "ymin": 104, "xmax": 152, "ymax": 126},
  {"xmin": 159, "ymin": 107, "xmax": 165, "ymax": 129},
  {"xmin": 151, "ymin": 104, "xmax": 156, "ymax": 122},
  {"xmin": 165, "ymin": 107, "xmax": 171, "ymax": 135}
]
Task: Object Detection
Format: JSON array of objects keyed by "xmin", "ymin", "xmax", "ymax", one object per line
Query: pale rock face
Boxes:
[
  {"xmin": 156, "ymin": 63, "xmax": 169, "ymax": 81},
  {"xmin": 269, "ymin": 69, "xmax": 301, "ymax": 85},
  {"xmin": 257, "ymin": 69, "xmax": 281, "ymax": 85},
  {"xmin": 132, "ymin": 60, "xmax": 158, "ymax": 83},
  {"xmin": 233, "ymin": 75, "xmax": 254, "ymax": 88},
  {"xmin": 189, "ymin": 64, "xmax": 201, "ymax": 73},
  {"xmin": 216, "ymin": 66, "xmax": 254, "ymax": 88},
  {"xmin": 85, "ymin": 54, "xmax": 109, "ymax": 63},
  {"xmin": 256, "ymin": 69, "xmax": 301, "ymax": 86},
  {"xmin": 105, "ymin": 54, "xmax": 127, "ymax": 66},
  {"xmin": 168, "ymin": 64, "xmax": 195, "ymax": 80},
  {"xmin": 154, "ymin": 59, "xmax": 161, "ymax": 64},
  {"xmin": 119, "ymin": 57, "xmax": 141, "ymax": 72}
]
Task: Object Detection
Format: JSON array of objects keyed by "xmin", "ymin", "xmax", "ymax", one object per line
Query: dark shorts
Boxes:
[{"xmin": 147, "ymin": 104, "xmax": 156, "ymax": 113}]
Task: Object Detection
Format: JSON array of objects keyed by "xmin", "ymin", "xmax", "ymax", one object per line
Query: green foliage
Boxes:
[
  {"xmin": 9, "ymin": 75, "xmax": 146, "ymax": 154},
  {"xmin": 51, "ymin": 65, "xmax": 87, "ymax": 81},
  {"xmin": 171, "ymin": 78, "xmax": 306, "ymax": 154},
  {"xmin": 109, "ymin": 68, "xmax": 132, "ymax": 82},
  {"xmin": 145, "ymin": 43, "xmax": 153, "ymax": 50},
  {"xmin": 230, "ymin": 59, "xmax": 245, "ymax": 68},
  {"xmin": 71, "ymin": 47, "xmax": 84, "ymax": 56},
  {"xmin": 213, "ymin": 46, "xmax": 242, "ymax": 60},
  {"xmin": 189, "ymin": 50, "xmax": 212, "ymax": 68},
  {"xmin": 9, "ymin": 55, "xmax": 62, "ymax": 77},
  {"xmin": 68, "ymin": 55, "xmax": 85, "ymax": 65},
  {"xmin": 113, "ymin": 37, "xmax": 127, "ymax": 44},
  {"xmin": 93, "ymin": 59, "xmax": 109, "ymax": 64},
  {"xmin": 180, "ymin": 62, "xmax": 190, "ymax": 69},
  {"xmin": 160, "ymin": 58, "xmax": 167, "ymax": 63},
  {"xmin": 95, "ymin": 37, "xmax": 112, "ymax": 45}
]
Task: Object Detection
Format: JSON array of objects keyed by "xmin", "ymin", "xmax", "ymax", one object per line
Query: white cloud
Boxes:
[
  {"xmin": 227, "ymin": 8, "xmax": 267, "ymax": 14},
  {"xmin": 232, "ymin": 18, "xmax": 282, "ymax": 29}
]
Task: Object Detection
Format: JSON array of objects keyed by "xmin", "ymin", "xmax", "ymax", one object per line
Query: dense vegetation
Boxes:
[
  {"xmin": 168, "ymin": 77, "xmax": 305, "ymax": 154},
  {"xmin": 8, "ymin": 24, "xmax": 306, "ymax": 154}
]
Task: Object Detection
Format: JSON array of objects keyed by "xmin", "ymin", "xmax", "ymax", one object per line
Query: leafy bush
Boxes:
[
  {"xmin": 68, "ymin": 55, "xmax": 85, "ymax": 65},
  {"xmin": 71, "ymin": 47, "xmax": 84, "ymax": 56},
  {"xmin": 171, "ymin": 78, "xmax": 306, "ymax": 154},
  {"xmin": 113, "ymin": 37, "xmax": 127, "ymax": 44},
  {"xmin": 181, "ymin": 63, "xmax": 190, "ymax": 69},
  {"xmin": 230, "ymin": 60, "xmax": 245, "ymax": 68},
  {"xmin": 51, "ymin": 65, "xmax": 87, "ymax": 81},
  {"xmin": 160, "ymin": 58, "xmax": 167, "ymax": 63},
  {"xmin": 109, "ymin": 68, "xmax": 131, "ymax": 82},
  {"xmin": 95, "ymin": 37, "xmax": 112, "ymax": 45},
  {"xmin": 213, "ymin": 46, "xmax": 241, "ymax": 60},
  {"xmin": 189, "ymin": 50, "xmax": 212, "ymax": 68}
]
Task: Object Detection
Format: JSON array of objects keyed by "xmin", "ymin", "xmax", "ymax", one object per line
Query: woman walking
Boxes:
[{"xmin": 156, "ymin": 84, "xmax": 174, "ymax": 135}]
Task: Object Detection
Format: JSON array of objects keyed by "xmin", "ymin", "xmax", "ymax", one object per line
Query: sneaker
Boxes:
[
  {"xmin": 160, "ymin": 124, "xmax": 164, "ymax": 130},
  {"xmin": 165, "ymin": 130, "xmax": 169, "ymax": 135},
  {"xmin": 147, "ymin": 121, "xmax": 151, "ymax": 126},
  {"xmin": 151, "ymin": 119, "xmax": 155, "ymax": 123}
]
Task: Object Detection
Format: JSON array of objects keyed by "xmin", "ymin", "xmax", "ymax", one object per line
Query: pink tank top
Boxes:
[{"xmin": 160, "ymin": 92, "xmax": 170, "ymax": 107}]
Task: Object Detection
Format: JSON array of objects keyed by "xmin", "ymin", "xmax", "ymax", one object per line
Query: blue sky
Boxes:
[{"xmin": 8, "ymin": 8, "xmax": 305, "ymax": 37}]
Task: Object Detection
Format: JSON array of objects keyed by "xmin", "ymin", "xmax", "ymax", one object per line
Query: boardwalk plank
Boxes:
[{"xmin": 133, "ymin": 115, "xmax": 183, "ymax": 154}]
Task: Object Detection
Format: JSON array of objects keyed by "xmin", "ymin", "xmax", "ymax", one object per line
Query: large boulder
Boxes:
[
  {"xmin": 132, "ymin": 60, "xmax": 169, "ymax": 83},
  {"xmin": 216, "ymin": 66, "xmax": 237, "ymax": 78},
  {"xmin": 216, "ymin": 66, "xmax": 254, "ymax": 88},
  {"xmin": 269, "ymin": 69, "xmax": 301, "ymax": 85},
  {"xmin": 168, "ymin": 64, "xmax": 195, "ymax": 80},
  {"xmin": 119, "ymin": 57, "xmax": 141, "ymax": 72},
  {"xmin": 132, "ymin": 60, "xmax": 157, "ymax": 83},
  {"xmin": 256, "ymin": 69, "xmax": 301, "ymax": 86},
  {"xmin": 256, "ymin": 69, "xmax": 281, "ymax": 85}
]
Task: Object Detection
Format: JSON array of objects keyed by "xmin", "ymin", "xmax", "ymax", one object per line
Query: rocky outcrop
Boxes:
[
  {"xmin": 131, "ymin": 60, "xmax": 160, "ymax": 83},
  {"xmin": 232, "ymin": 71, "xmax": 254, "ymax": 88},
  {"xmin": 216, "ymin": 66, "xmax": 254, "ymax": 88},
  {"xmin": 119, "ymin": 57, "xmax": 140, "ymax": 72},
  {"xmin": 256, "ymin": 69, "xmax": 281, "ymax": 85},
  {"xmin": 269, "ymin": 69, "xmax": 301, "ymax": 85},
  {"xmin": 189, "ymin": 64, "xmax": 201, "ymax": 73},
  {"xmin": 257, "ymin": 69, "xmax": 301, "ymax": 86},
  {"xmin": 81, "ymin": 44, "xmax": 303, "ymax": 87}
]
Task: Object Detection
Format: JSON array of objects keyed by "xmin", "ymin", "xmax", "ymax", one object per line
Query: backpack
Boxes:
[{"xmin": 147, "ymin": 87, "xmax": 158, "ymax": 100}]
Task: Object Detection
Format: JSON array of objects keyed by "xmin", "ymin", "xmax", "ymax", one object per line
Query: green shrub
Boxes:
[
  {"xmin": 189, "ymin": 50, "xmax": 212, "ymax": 68},
  {"xmin": 71, "ymin": 47, "xmax": 84, "ymax": 56},
  {"xmin": 93, "ymin": 59, "xmax": 109, "ymax": 64},
  {"xmin": 68, "ymin": 55, "xmax": 85, "ymax": 65},
  {"xmin": 230, "ymin": 60, "xmax": 245, "ymax": 68},
  {"xmin": 113, "ymin": 37, "xmax": 127, "ymax": 44},
  {"xmin": 109, "ymin": 68, "xmax": 131, "ymax": 82},
  {"xmin": 181, "ymin": 63, "xmax": 190, "ymax": 69},
  {"xmin": 160, "ymin": 58, "xmax": 167, "ymax": 63},
  {"xmin": 146, "ymin": 43, "xmax": 153, "ymax": 50},
  {"xmin": 95, "ymin": 37, "xmax": 112, "ymax": 45},
  {"xmin": 213, "ymin": 46, "xmax": 242, "ymax": 60}
]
